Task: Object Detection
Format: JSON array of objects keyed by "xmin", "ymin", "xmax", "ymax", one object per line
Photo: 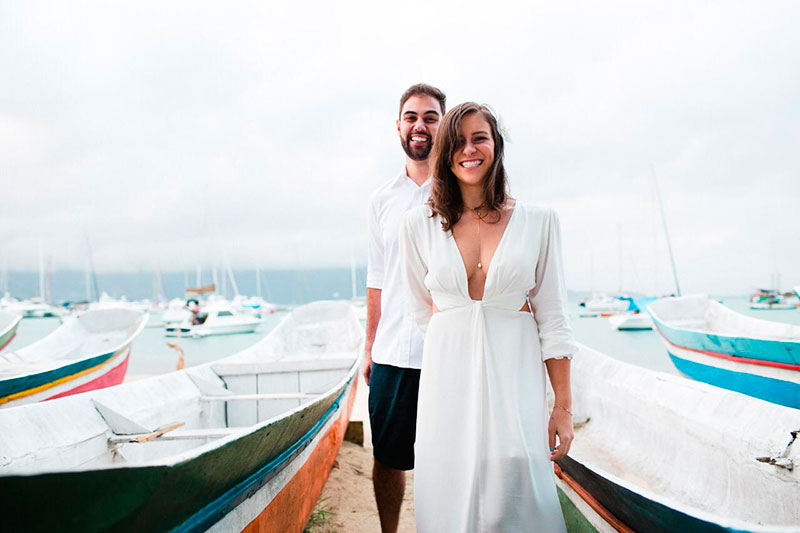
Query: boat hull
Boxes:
[
  {"xmin": 662, "ymin": 338, "xmax": 800, "ymax": 409},
  {"xmin": 165, "ymin": 323, "xmax": 260, "ymax": 338},
  {"xmin": 0, "ymin": 373, "xmax": 354, "ymax": 532},
  {"xmin": 649, "ymin": 297, "xmax": 800, "ymax": 409},
  {"xmin": 556, "ymin": 456, "xmax": 734, "ymax": 533},
  {"xmin": 0, "ymin": 345, "xmax": 133, "ymax": 408}
]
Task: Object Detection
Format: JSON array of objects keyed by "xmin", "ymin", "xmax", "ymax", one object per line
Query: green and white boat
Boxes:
[{"xmin": 0, "ymin": 301, "xmax": 363, "ymax": 533}]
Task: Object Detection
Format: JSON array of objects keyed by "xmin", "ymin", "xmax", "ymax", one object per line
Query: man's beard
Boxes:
[{"xmin": 401, "ymin": 134, "xmax": 432, "ymax": 162}]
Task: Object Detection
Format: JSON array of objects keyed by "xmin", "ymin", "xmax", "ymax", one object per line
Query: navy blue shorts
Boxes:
[{"xmin": 368, "ymin": 362, "xmax": 421, "ymax": 471}]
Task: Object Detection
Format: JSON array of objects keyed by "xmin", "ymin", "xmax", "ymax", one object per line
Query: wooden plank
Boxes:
[
  {"xmin": 109, "ymin": 426, "xmax": 238, "ymax": 444},
  {"xmin": 110, "ymin": 422, "xmax": 186, "ymax": 444}
]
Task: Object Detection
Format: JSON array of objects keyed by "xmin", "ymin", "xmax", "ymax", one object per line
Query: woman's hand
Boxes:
[{"xmin": 548, "ymin": 406, "xmax": 574, "ymax": 461}]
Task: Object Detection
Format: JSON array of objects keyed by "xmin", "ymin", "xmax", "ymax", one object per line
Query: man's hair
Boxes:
[
  {"xmin": 429, "ymin": 102, "xmax": 508, "ymax": 232},
  {"xmin": 399, "ymin": 83, "xmax": 446, "ymax": 117}
]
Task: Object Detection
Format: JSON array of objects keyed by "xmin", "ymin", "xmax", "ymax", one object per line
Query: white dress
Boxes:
[{"xmin": 399, "ymin": 202, "xmax": 578, "ymax": 533}]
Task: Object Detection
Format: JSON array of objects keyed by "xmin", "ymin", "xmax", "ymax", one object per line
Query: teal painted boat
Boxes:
[
  {"xmin": 648, "ymin": 295, "xmax": 800, "ymax": 409},
  {"xmin": 0, "ymin": 301, "xmax": 364, "ymax": 532},
  {"xmin": 556, "ymin": 344, "xmax": 800, "ymax": 532},
  {"xmin": 0, "ymin": 311, "xmax": 21, "ymax": 352}
]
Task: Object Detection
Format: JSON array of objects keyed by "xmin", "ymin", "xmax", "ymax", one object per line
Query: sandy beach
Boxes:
[{"xmin": 309, "ymin": 375, "xmax": 416, "ymax": 533}]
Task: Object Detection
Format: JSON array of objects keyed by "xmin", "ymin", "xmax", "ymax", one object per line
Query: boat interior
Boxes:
[{"xmin": 565, "ymin": 344, "xmax": 800, "ymax": 528}]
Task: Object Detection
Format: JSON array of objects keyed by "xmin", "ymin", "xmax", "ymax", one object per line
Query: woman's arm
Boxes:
[
  {"xmin": 545, "ymin": 358, "xmax": 573, "ymax": 460},
  {"xmin": 529, "ymin": 209, "xmax": 578, "ymax": 460}
]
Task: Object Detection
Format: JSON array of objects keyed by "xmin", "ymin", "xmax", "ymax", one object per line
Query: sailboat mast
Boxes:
[
  {"xmin": 651, "ymin": 165, "xmax": 681, "ymax": 296},
  {"xmin": 38, "ymin": 242, "xmax": 45, "ymax": 301},
  {"xmin": 256, "ymin": 266, "xmax": 262, "ymax": 299}
]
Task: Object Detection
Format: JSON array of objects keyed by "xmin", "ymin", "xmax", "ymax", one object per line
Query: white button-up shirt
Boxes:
[{"xmin": 367, "ymin": 169, "xmax": 430, "ymax": 369}]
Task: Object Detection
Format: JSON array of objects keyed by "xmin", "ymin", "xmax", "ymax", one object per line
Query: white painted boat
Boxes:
[
  {"xmin": 0, "ymin": 301, "xmax": 363, "ymax": 532},
  {"xmin": 648, "ymin": 295, "xmax": 800, "ymax": 409},
  {"xmin": 0, "ymin": 311, "xmax": 22, "ymax": 352},
  {"xmin": 578, "ymin": 294, "xmax": 630, "ymax": 317},
  {"xmin": 89, "ymin": 292, "xmax": 150, "ymax": 313},
  {"xmin": 2, "ymin": 296, "xmax": 64, "ymax": 318},
  {"xmin": 0, "ymin": 309, "xmax": 148, "ymax": 408},
  {"xmin": 555, "ymin": 343, "xmax": 800, "ymax": 532},
  {"xmin": 608, "ymin": 312, "xmax": 653, "ymax": 331},
  {"xmin": 164, "ymin": 303, "xmax": 262, "ymax": 338}
]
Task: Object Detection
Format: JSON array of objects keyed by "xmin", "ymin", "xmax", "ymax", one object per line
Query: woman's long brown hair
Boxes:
[{"xmin": 429, "ymin": 102, "xmax": 508, "ymax": 232}]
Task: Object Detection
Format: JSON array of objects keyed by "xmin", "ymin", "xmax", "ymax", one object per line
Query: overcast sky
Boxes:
[{"xmin": 1, "ymin": 1, "xmax": 798, "ymax": 295}]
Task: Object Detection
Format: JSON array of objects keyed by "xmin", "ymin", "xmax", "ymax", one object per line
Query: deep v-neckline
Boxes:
[{"xmin": 448, "ymin": 203, "xmax": 517, "ymax": 301}]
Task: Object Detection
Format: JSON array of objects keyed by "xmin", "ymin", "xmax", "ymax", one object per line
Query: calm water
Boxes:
[{"xmin": 9, "ymin": 296, "xmax": 800, "ymax": 378}]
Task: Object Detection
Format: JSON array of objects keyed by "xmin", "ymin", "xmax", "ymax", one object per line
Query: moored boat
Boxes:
[
  {"xmin": 607, "ymin": 312, "xmax": 653, "ymax": 331},
  {"xmin": 578, "ymin": 294, "xmax": 630, "ymax": 317},
  {"xmin": 0, "ymin": 311, "xmax": 22, "ymax": 352},
  {"xmin": 0, "ymin": 308, "xmax": 147, "ymax": 408},
  {"xmin": 648, "ymin": 295, "xmax": 800, "ymax": 409},
  {"xmin": 749, "ymin": 289, "xmax": 797, "ymax": 310},
  {"xmin": 165, "ymin": 303, "xmax": 262, "ymax": 338},
  {"xmin": 0, "ymin": 301, "xmax": 363, "ymax": 532},
  {"xmin": 555, "ymin": 343, "xmax": 800, "ymax": 532}
]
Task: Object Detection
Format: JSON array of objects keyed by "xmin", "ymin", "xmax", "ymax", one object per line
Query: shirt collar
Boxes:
[{"xmin": 395, "ymin": 167, "xmax": 431, "ymax": 190}]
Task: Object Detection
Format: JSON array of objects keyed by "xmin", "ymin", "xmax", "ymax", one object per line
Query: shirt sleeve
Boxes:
[
  {"xmin": 529, "ymin": 209, "xmax": 579, "ymax": 361},
  {"xmin": 366, "ymin": 196, "xmax": 384, "ymax": 290},
  {"xmin": 399, "ymin": 211, "xmax": 433, "ymax": 337}
]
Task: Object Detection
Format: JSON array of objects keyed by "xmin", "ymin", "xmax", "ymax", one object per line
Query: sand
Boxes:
[{"xmin": 309, "ymin": 374, "xmax": 417, "ymax": 532}]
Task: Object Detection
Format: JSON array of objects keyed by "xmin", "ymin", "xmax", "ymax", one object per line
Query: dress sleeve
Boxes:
[
  {"xmin": 366, "ymin": 196, "xmax": 384, "ymax": 290},
  {"xmin": 529, "ymin": 209, "xmax": 579, "ymax": 361},
  {"xmin": 399, "ymin": 211, "xmax": 433, "ymax": 337}
]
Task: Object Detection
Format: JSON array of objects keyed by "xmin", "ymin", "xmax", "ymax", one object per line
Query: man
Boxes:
[{"xmin": 365, "ymin": 83, "xmax": 446, "ymax": 533}]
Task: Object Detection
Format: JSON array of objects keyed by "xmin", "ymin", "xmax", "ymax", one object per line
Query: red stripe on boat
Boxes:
[
  {"xmin": 45, "ymin": 354, "xmax": 131, "ymax": 400},
  {"xmin": 656, "ymin": 330, "xmax": 800, "ymax": 372}
]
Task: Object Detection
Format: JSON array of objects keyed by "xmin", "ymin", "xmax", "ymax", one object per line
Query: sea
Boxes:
[{"xmin": 8, "ymin": 267, "xmax": 800, "ymax": 380}]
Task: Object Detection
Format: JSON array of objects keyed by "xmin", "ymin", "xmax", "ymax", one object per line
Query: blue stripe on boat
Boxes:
[
  {"xmin": 668, "ymin": 352, "xmax": 800, "ymax": 409},
  {"xmin": 0, "ymin": 349, "xmax": 118, "ymax": 398},
  {"xmin": 653, "ymin": 317, "xmax": 800, "ymax": 367}
]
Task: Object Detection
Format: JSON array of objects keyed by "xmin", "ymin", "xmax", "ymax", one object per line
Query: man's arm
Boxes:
[{"xmin": 363, "ymin": 287, "xmax": 381, "ymax": 385}]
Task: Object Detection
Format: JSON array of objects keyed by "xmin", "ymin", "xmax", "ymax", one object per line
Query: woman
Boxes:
[{"xmin": 400, "ymin": 102, "xmax": 577, "ymax": 532}]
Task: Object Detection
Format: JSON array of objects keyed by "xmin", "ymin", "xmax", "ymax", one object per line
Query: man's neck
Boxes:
[{"xmin": 405, "ymin": 158, "xmax": 430, "ymax": 187}]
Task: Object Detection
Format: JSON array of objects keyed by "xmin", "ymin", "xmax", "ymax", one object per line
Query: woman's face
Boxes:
[{"xmin": 450, "ymin": 112, "xmax": 495, "ymax": 188}]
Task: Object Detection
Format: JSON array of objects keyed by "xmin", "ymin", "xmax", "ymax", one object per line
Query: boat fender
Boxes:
[{"xmin": 756, "ymin": 430, "xmax": 798, "ymax": 471}]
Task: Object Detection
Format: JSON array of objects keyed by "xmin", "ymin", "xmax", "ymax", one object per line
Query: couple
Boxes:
[{"xmin": 365, "ymin": 84, "xmax": 577, "ymax": 533}]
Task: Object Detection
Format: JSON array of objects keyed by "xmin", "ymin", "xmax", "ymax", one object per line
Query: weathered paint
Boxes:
[{"xmin": 241, "ymin": 369, "xmax": 358, "ymax": 533}]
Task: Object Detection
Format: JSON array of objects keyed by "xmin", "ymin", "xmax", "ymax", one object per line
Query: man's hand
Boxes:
[{"xmin": 363, "ymin": 349, "xmax": 373, "ymax": 386}]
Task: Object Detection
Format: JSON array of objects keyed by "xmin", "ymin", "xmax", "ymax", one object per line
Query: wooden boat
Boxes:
[
  {"xmin": 555, "ymin": 343, "xmax": 800, "ymax": 532},
  {"xmin": 0, "ymin": 308, "xmax": 147, "ymax": 409},
  {"xmin": 647, "ymin": 295, "xmax": 800, "ymax": 409},
  {"xmin": 0, "ymin": 300, "xmax": 363, "ymax": 532},
  {"xmin": 0, "ymin": 311, "xmax": 22, "ymax": 352}
]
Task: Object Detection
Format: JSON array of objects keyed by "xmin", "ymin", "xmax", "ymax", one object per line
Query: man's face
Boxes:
[{"xmin": 396, "ymin": 94, "xmax": 442, "ymax": 162}]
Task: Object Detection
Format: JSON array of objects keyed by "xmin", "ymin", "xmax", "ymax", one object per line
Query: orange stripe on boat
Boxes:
[
  {"xmin": 241, "ymin": 375, "xmax": 359, "ymax": 533},
  {"xmin": 656, "ymin": 330, "xmax": 800, "ymax": 372},
  {"xmin": 554, "ymin": 462, "xmax": 633, "ymax": 533},
  {"xmin": 0, "ymin": 347, "xmax": 128, "ymax": 405}
]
